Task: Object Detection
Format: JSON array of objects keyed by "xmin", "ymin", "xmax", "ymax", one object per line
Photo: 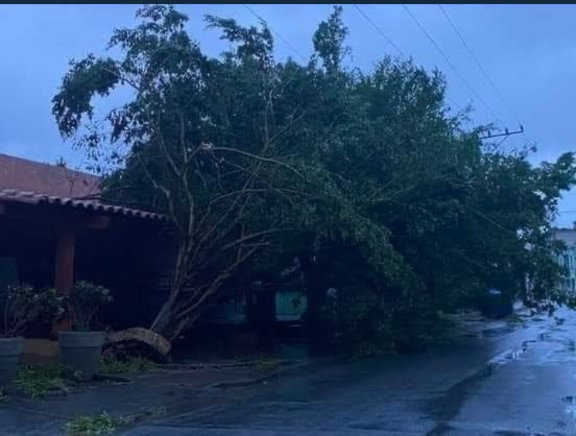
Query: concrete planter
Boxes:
[
  {"xmin": 58, "ymin": 331, "xmax": 105, "ymax": 381},
  {"xmin": 0, "ymin": 337, "xmax": 23, "ymax": 386}
]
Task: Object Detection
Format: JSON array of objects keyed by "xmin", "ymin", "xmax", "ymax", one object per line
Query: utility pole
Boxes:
[{"xmin": 480, "ymin": 125, "xmax": 524, "ymax": 140}]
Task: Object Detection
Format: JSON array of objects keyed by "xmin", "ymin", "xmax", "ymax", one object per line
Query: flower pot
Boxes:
[
  {"xmin": 58, "ymin": 331, "xmax": 105, "ymax": 381},
  {"xmin": 0, "ymin": 337, "xmax": 23, "ymax": 386}
]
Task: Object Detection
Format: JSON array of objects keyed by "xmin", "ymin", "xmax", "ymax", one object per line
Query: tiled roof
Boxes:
[
  {"xmin": 0, "ymin": 153, "xmax": 163, "ymax": 221},
  {"xmin": 0, "ymin": 153, "xmax": 100, "ymax": 198},
  {"xmin": 0, "ymin": 189, "xmax": 165, "ymax": 221}
]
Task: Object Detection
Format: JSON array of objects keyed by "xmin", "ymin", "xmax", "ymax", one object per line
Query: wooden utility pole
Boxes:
[{"xmin": 480, "ymin": 125, "xmax": 524, "ymax": 140}]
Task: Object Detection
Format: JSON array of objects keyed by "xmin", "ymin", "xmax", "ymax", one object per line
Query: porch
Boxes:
[{"xmin": 0, "ymin": 189, "xmax": 168, "ymax": 342}]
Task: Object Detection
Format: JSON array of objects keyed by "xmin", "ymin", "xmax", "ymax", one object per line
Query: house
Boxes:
[
  {"xmin": 0, "ymin": 153, "xmax": 170, "ymax": 334},
  {"xmin": 552, "ymin": 224, "xmax": 576, "ymax": 293},
  {"xmin": 0, "ymin": 153, "xmax": 307, "ymax": 345}
]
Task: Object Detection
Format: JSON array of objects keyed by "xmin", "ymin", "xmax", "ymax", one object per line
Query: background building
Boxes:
[{"xmin": 553, "ymin": 224, "xmax": 576, "ymax": 293}]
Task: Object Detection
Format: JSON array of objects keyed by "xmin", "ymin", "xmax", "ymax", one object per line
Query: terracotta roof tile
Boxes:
[
  {"xmin": 0, "ymin": 188, "xmax": 165, "ymax": 221},
  {"xmin": 0, "ymin": 154, "xmax": 164, "ymax": 221},
  {"xmin": 0, "ymin": 153, "xmax": 100, "ymax": 198}
]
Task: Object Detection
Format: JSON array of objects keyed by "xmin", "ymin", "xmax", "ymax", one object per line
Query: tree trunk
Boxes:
[
  {"xmin": 104, "ymin": 327, "xmax": 172, "ymax": 362},
  {"xmin": 149, "ymin": 241, "xmax": 189, "ymax": 338},
  {"xmin": 150, "ymin": 301, "xmax": 175, "ymax": 335}
]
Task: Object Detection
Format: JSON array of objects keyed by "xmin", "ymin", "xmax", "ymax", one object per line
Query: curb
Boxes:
[
  {"xmin": 210, "ymin": 357, "xmax": 339, "ymax": 389},
  {"xmin": 156, "ymin": 359, "xmax": 303, "ymax": 371}
]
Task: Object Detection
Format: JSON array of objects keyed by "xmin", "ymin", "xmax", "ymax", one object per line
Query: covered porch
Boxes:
[{"xmin": 0, "ymin": 189, "xmax": 169, "ymax": 343}]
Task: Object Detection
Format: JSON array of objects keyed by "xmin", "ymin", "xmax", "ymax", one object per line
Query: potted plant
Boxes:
[
  {"xmin": 0, "ymin": 284, "xmax": 63, "ymax": 385},
  {"xmin": 58, "ymin": 281, "xmax": 113, "ymax": 381}
]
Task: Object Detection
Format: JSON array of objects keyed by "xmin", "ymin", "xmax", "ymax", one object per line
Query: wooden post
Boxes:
[
  {"xmin": 55, "ymin": 225, "xmax": 75, "ymax": 293},
  {"xmin": 53, "ymin": 225, "xmax": 76, "ymax": 332}
]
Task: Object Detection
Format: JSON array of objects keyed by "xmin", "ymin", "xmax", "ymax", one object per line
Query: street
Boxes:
[
  {"xmin": 128, "ymin": 309, "xmax": 576, "ymax": 435},
  {"xmin": 1, "ymin": 4, "xmax": 576, "ymax": 436}
]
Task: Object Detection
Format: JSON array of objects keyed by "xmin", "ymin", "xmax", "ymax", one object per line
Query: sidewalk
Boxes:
[
  {"xmin": 0, "ymin": 357, "xmax": 315, "ymax": 435},
  {"xmin": 0, "ymin": 307, "xmax": 554, "ymax": 435}
]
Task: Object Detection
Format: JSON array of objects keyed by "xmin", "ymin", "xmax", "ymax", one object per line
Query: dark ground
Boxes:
[
  {"xmin": 2, "ymin": 308, "xmax": 575, "ymax": 435},
  {"xmin": 127, "ymin": 309, "xmax": 576, "ymax": 435}
]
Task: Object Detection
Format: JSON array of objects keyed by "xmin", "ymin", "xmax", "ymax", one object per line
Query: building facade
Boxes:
[
  {"xmin": 0, "ymin": 153, "xmax": 308, "ymax": 338},
  {"xmin": 553, "ymin": 225, "xmax": 576, "ymax": 293},
  {"xmin": 0, "ymin": 153, "xmax": 168, "ymax": 334}
]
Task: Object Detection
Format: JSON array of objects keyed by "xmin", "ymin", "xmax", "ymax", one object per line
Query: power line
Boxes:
[
  {"xmin": 444, "ymin": 96, "xmax": 464, "ymax": 114},
  {"xmin": 401, "ymin": 4, "xmax": 501, "ymax": 123},
  {"xmin": 352, "ymin": 4, "xmax": 404, "ymax": 57},
  {"xmin": 352, "ymin": 4, "xmax": 464, "ymax": 114},
  {"xmin": 243, "ymin": 4, "xmax": 307, "ymax": 62},
  {"xmin": 496, "ymin": 134, "xmax": 509, "ymax": 148},
  {"xmin": 480, "ymin": 125, "xmax": 524, "ymax": 140},
  {"xmin": 437, "ymin": 4, "xmax": 522, "ymax": 126}
]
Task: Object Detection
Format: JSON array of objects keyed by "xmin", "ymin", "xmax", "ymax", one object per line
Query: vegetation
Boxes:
[
  {"xmin": 12, "ymin": 359, "xmax": 152, "ymax": 399},
  {"xmin": 65, "ymin": 281, "xmax": 113, "ymax": 332},
  {"xmin": 65, "ymin": 408, "xmax": 166, "ymax": 436},
  {"xmin": 2, "ymin": 285, "xmax": 64, "ymax": 337},
  {"xmin": 100, "ymin": 357, "xmax": 155, "ymax": 374},
  {"xmin": 65, "ymin": 412, "xmax": 120, "ymax": 436},
  {"xmin": 13, "ymin": 365, "xmax": 79, "ymax": 398},
  {"xmin": 52, "ymin": 5, "xmax": 576, "ymax": 355},
  {"xmin": 255, "ymin": 357, "xmax": 282, "ymax": 370}
]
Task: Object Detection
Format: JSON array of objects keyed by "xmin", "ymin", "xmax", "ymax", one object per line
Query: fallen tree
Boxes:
[
  {"xmin": 53, "ymin": 5, "xmax": 312, "ymax": 342},
  {"xmin": 103, "ymin": 327, "xmax": 172, "ymax": 362},
  {"xmin": 53, "ymin": 5, "xmax": 576, "ymax": 355}
]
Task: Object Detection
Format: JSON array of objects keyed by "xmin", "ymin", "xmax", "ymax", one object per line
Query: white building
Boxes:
[{"xmin": 553, "ymin": 225, "xmax": 576, "ymax": 292}]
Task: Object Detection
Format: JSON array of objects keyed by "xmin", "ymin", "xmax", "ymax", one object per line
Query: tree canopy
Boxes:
[{"xmin": 53, "ymin": 5, "xmax": 576, "ymax": 352}]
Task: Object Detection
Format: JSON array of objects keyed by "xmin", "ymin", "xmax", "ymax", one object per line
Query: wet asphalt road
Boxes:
[{"xmin": 127, "ymin": 309, "xmax": 576, "ymax": 436}]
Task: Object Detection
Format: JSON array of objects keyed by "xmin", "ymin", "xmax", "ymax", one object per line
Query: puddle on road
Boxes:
[
  {"xmin": 427, "ymin": 313, "xmax": 576, "ymax": 435},
  {"xmin": 426, "ymin": 422, "xmax": 456, "ymax": 435},
  {"xmin": 491, "ymin": 431, "xmax": 542, "ymax": 436},
  {"xmin": 431, "ymin": 319, "xmax": 575, "ymax": 413},
  {"xmin": 424, "ymin": 340, "xmax": 534, "ymax": 434},
  {"xmin": 348, "ymin": 421, "xmax": 389, "ymax": 431},
  {"xmin": 427, "ymin": 330, "xmax": 576, "ymax": 434},
  {"xmin": 562, "ymin": 396, "xmax": 576, "ymax": 422},
  {"xmin": 482, "ymin": 326, "xmax": 514, "ymax": 338},
  {"xmin": 534, "ymin": 332, "xmax": 576, "ymax": 365},
  {"xmin": 487, "ymin": 341, "xmax": 531, "ymax": 368}
]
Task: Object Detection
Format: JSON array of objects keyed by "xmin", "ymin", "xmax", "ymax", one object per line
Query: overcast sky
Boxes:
[{"xmin": 0, "ymin": 4, "xmax": 575, "ymax": 225}]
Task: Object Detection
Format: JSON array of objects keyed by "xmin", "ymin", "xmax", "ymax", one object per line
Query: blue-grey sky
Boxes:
[{"xmin": 0, "ymin": 4, "xmax": 575, "ymax": 225}]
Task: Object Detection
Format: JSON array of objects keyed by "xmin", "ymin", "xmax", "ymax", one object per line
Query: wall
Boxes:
[
  {"xmin": 0, "ymin": 203, "xmax": 171, "ymax": 333},
  {"xmin": 554, "ymin": 227, "xmax": 576, "ymax": 293},
  {"xmin": 558, "ymin": 247, "xmax": 576, "ymax": 293}
]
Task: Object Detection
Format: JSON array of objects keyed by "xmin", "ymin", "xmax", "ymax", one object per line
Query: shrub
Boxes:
[
  {"xmin": 65, "ymin": 281, "xmax": 113, "ymax": 332},
  {"xmin": 1, "ymin": 285, "xmax": 64, "ymax": 337}
]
